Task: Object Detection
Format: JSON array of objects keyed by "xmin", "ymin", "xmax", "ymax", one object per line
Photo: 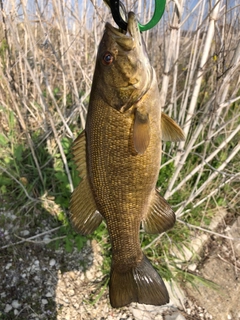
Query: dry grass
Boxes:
[{"xmin": 0, "ymin": 0, "xmax": 239, "ymax": 244}]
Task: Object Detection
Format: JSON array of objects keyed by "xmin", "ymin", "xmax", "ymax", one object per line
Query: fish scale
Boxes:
[{"xmin": 86, "ymin": 94, "xmax": 157, "ymax": 274}]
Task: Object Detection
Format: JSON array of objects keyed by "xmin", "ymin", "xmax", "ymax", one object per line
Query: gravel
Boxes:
[{"xmin": 0, "ymin": 211, "xmax": 216, "ymax": 320}]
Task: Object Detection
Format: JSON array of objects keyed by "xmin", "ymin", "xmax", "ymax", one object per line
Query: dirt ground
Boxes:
[
  {"xmin": 184, "ymin": 215, "xmax": 240, "ymax": 320},
  {"xmin": 0, "ymin": 209, "xmax": 239, "ymax": 320}
]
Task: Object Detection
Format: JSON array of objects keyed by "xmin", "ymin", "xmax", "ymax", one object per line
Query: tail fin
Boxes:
[{"xmin": 109, "ymin": 255, "xmax": 169, "ymax": 308}]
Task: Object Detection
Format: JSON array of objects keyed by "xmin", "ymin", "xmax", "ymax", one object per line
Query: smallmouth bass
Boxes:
[{"xmin": 70, "ymin": 12, "xmax": 185, "ymax": 308}]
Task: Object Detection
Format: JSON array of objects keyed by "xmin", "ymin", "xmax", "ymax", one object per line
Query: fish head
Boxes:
[{"xmin": 94, "ymin": 12, "xmax": 153, "ymax": 112}]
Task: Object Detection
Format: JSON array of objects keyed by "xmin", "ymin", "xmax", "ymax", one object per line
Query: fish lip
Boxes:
[
  {"xmin": 126, "ymin": 12, "xmax": 139, "ymax": 37},
  {"xmin": 105, "ymin": 22, "xmax": 126, "ymax": 36}
]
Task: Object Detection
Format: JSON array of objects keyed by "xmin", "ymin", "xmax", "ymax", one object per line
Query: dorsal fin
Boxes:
[
  {"xmin": 72, "ymin": 130, "xmax": 87, "ymax": 179},
  {"xmin": 161, "ymin": 113, "xmax": 185, "ymax": 142},
  {"xmin": 70, "ymin": 130, "xmax": 103, "ymax": 235}
]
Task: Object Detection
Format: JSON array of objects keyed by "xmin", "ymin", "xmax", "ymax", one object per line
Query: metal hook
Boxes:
[
  {"xmin": 109, "ymin": 0, "xmax": 166, "ymax": 32},
  {"xmin": 109, "ymin": 0, "xmax": 127, "ymax": 31}
]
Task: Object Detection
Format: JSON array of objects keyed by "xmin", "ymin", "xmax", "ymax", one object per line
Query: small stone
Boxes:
[
  {"xmin": 49, "ymin": 259, "xmax": 56, "ymax": 267},
  {"xmin": 68, "ymin": 289, "xmax": 75, "ymax": 296},
  {"xmin": 45, "ymin": 292, "xmax": 52, "ymax": 297},
  {"xmin": 42, "ymin": 299, "xmax": 48, "ymax": 305},
  {"xmin": 165, "ymin": 313, "xmax": 186, "ymax": 320},
  {"xmin": 188, "ymin": 263, "xmax": 197, "ymax": 272},
  {"xmin": 4, "ymin": 304, "xmax": 13, "ymax": 313},
  {"xmin": 20, "ymin": 230, "xmax": 30, "ymax": 236},
  {"xmin": 85, "ymin": 270, "xmax": 94, "ymax": 280},
  {"xmin": 73, "ymin": 303, "xmax": 80, "ymax": 309},
  {"xmin": 87, "ymin": 240, "xmax": 91, "ymax": 247},
  {"xmin": 6, "ymin": 212, "xmax": 17, "ymax": 221},
  {"xmin": 12, "ymin": 300, "xmax": 21, "ymax": 309},
  {"xmin": 33, "ymin": 276, "xmax": 40, "ymax": 282},
  {"xmin": 5, "ymin": 263, "xmax": 12, "ymax": 270},
  {"xmin": 176, "ymin": 315, "xmax": 187, "ymax": 320},
  {"xmin": 96, "ymin": 271, "xmax": 102, "ymax": 278},
  {"xmin": 87, "ymin": 255, "xmax": 93, "ymax": 262},
  {"xmin": 43, "ymin": 235, "xmax": 51, "ymax": 244},
  {"xmin": 34, "ymin": 260, "xmax": 39, "ymax": 265},
  {"xmin": 80, "ymin": 273, "xmax": 85, "ymax": 281},
  {"xmin": 186, "ymin": 308, "xmax": 191, "ymax": 315},
  {"xmin": 68, "ymin": 271, "xmax": 75, "ymax": 279},
  {"xmin": 227, "ymin": 315, "xmax": 232, "ymax": 319}
]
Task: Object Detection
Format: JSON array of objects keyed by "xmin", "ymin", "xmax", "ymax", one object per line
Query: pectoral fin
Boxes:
[
  {"xmin": 70, "ymin": 130, "xmax": 102, "ymax": 235},
  {"xmin": 133, "ymin": 109, "xmax": 150, "ymax": 154},
  {"xmin": 142, "ymin": 190, "xmax": 176, "ymax": 234},
  {"xmin": 161, "ymin": 113, "xmax": 185, "ymax": 142}
]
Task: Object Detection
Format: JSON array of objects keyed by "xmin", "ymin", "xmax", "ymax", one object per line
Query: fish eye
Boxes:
[{"xmin": 102, "ymin": 52, "xmax": 114, "ymax": 65}]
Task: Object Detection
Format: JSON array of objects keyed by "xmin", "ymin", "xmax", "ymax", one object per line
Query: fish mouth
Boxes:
[
  {"xmin": 104, "ymin": 11, "xmax": 153, "ymax": 110},
  {"xmin": 105, "ymin": 12, "xmax": 140, "ymax": 50}
]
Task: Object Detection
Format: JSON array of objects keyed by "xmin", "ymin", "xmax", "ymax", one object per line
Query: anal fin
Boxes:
[{"xmin": 142, "ymin": 190, "xmax": 176, "ymax": 234}]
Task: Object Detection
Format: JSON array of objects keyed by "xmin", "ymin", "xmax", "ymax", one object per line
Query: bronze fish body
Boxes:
[{"xmin": 70, "ymin": 12, "xmax": 185, "ymax": 308}]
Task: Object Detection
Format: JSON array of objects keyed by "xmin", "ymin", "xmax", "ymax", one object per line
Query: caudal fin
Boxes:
[{"xmin": 109, "ymin": 255, "xmax": 169, "ymax": 308}]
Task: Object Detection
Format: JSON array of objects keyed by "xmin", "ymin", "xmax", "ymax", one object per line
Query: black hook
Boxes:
[{"xmin": 109, "ymin": 0, "xmax": 128, "ymax": 31}]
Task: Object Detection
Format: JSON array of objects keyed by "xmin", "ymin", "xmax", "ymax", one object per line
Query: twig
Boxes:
[
  {"xmin": 227, "ymin": 231, "xmax": 239, "ymax": 279},
  {"xmin": 144, "ymin": 218, "xmax": 240, "ymax": 251},
  {"xmin": 143, "ymin": 233, "xmax": 164, "ymax": 251},
  {"xmin": 177, "ymin": 219, "xmax": 240, "ymax": 241},
  {"xmin": 165, "ymin": 127, "xmax": 240, "ymax": 199},
  {"xmin": 14, "ymin": 234, "xmax": 66, "ymax": 244},
  {"xmin": 177, "ymin": 174, "xmax": 238, "ymax": 217},
  {"xmin": 217, "ymin": 254, "xmax": 240, "ymax": 272},
  {"xmin": 0, "ymin": 226, "xmax": 62, "ymax": 250},
  {"xmin": 0, "ymin": 165, "xmax": 38, "ymax": 202},
  {"xmin": 189, "ymin": 151, "xmax": 237, "ymax": 177}
]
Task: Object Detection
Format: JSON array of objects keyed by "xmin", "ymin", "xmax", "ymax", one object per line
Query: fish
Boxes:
[{"xmin": 70, "ymin": 12, "xmax": 185, "ymax": 308}]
